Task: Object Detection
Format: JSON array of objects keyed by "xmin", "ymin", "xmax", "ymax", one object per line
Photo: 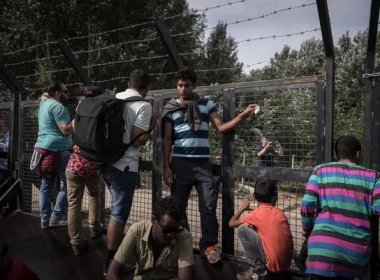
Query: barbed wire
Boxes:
[
  {"xmin": 67, "ymin": 21, "xmax": 155, "ymax": 42},
  {"xmin": 6, "ymin": 54, "xmax": 64, "ymax": 67},
  {"xmin": 91, "ymin": 61, "xmax": 268, "ymax": 84},
  {"xmin": 236, "ymin": 28, "xmax": 320, "ymax": 44},
  {"xmin": 73, "ymin": 37, "xmax": 159, "ymax": 55},
  {"xmin": 164, "ymin": 0, "xmax": 246, "ymax": 21},
  {"xmin": 170, "ymin": 2, "xmax": 316, "ymax": 38},
  {"xmin": 15, "ymin": 26, "xmax": 319, "ymax": 79},
  {"xmin": 0, "ymin": 0, "xmax": 248, "ymax": 57},
  {"xmin": 2, "ymin": 2, "xmax": 317, "ymax": 67},
  {"xmin": 0, "ymin": 41, "xmax": 58, "ymax": 57}
]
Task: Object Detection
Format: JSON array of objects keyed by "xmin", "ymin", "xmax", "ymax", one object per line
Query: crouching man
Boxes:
[{"xmin": 106, "ymin": 196, "xmax": 194, "ymax": 280}]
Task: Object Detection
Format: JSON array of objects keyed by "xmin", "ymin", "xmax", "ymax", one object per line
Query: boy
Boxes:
[{"xmin": 229, "ymin": 180, "xmax": 293, "ymax": 280}]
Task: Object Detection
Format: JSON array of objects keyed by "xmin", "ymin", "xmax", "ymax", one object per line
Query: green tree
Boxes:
[
  {"xmin": 0, "ymin": 0, "xmax": 206, "ymax": 96},
  {"xmin": 201, "ymin": 21, "xmax": 242, "ymax": 85}
]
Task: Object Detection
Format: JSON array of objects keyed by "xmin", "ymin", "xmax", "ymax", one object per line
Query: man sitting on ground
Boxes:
[{"xmin": 106, "ymin": 196, "xmax": 194, "ymax": 280}]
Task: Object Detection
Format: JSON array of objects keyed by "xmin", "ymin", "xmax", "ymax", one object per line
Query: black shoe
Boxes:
[
  {"xmin": 72, "ymin": 243, "xmax": 87, "ymax": 256},
  {"xmin": 103, "ymin": 259, "xmax": 111, "ymax": 275},
  {"xmin": 90, "ymin": 226, "xmax": 104, "ymax": 239}
]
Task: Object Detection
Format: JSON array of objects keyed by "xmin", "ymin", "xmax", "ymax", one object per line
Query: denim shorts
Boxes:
[{"xmin": 103, "ymin": 165, "xmax": 137, "ymax": 224}]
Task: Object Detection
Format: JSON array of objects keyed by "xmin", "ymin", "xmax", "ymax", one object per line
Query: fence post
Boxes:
[
  {"xmin": 221, "ymin": 88, "xmax": 235, "ymax": 256},
  {"xmin": 0, "ymin": 61, "xmax": 28, "ymax": 211},
  {"xmin": 316, "ymin": 82, "xmax": 325, "ymax": 165},
  {"xmin": 363, "ymin": 1, "xmax": 380, "ymax": 279},
  {"xmin": 152, "ymin": 95, "xmax": 163, "ymax": 209}
]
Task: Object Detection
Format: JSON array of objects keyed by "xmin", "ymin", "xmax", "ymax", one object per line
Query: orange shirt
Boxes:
[{"xmin": 241, "ymin": 204, "xmax": 293, "ymax": 272}]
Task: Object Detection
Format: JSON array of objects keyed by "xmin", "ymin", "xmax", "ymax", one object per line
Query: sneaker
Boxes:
[
  {"xmin": 72, "ymin": 243, "xmax": 87, "ymax": 256},
  {"xmin": 103, "ymin": 259, "xmax": 111, "ymax": 276},
  {"xmin": 237, "ymin": 268, "xmax": 270, "ymax": 280},
  {"xmin": 203, "ymin": 246, "xmax": 222, "ymax": 264},
  {"xmin": 49, "ymin": 219, "xmax": 68, "ymax": 227},
  {"xmin": 41, "ymin": 221, "xmax": 49, "ymax": 229}
]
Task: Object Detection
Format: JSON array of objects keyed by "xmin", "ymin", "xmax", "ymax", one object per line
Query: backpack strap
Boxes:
[{"xmin": 120, "ymin": 95, "xmax": 152, "ymax": 149}]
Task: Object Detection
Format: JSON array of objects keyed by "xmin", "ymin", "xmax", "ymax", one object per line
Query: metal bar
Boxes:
[
  {"xmin": 363, "ymin": 0, "xmax": 380, "ymax": 169},
  {"xmin": 0, "ymin": 60, "xmax": 28, "ymax": 95},
  {"xmin": 153, "ymin": 18, "xmax": 185, "ymax": 69},
  {"xmin": 324, "ymin": 57, "xmax": 334, "ymax": 162},
  {"xmin": 370, "ymin": 80, "xmax": 380, "ymax": 280},
  {"xmin": 0, "ymin": 179, "xmax": 20, "ymax": 208},
  {"xmin": 233, "ymin": 166, "xmax": 312, "ymax": 183},
  {"xmin": 221, "ymin": 89, "xmax": 235, "ymax": 255},
  {"xmin": 372, "ymin": 80, "xmax": 380, "ymax": 171},
  {"xmin": 316, "ymin": 82, "xmax": 325, "ymax": 164},
  {"xmin": 367, "ymin": 0, "xmax": 380, "ymax": 62},
  {"xmin": 152, "ymin": 95, "xmax": 163, "ymax": 209},
  {"xmin": 150, "ymin": 75, "xmax": 325, "ymax": 96},
  {"xmin": 316, "ymin": 0, "xmax": 334, "ymax": 58},
  {"xmin": 57, "ymin": 39, "xmax": 92, "ymax": 85}
]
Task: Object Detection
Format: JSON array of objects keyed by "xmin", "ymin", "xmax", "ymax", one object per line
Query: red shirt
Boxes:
[
  {"xmin": 6, "ymin": 260, "xmax": 39, "ymax": 280},
  {"xmin": 241, "ymin": 204, "xmax": 293, "ymax": 272},
  {"xmin": 66, "ymin": 145, "xmax": 100, "ymax": 177}
]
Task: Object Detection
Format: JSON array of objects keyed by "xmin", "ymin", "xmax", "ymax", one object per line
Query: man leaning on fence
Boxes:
[
  {"xmin": 32, "ymin": 81, "xmax": 73, "ymax": 229},
  {"xmin": 301, "ymin": 135, "xmax": 380, "ymax": 280},
  {"xmin": 102, "ymin": 69, "xmax": 157, "ymax": 275},
  {"xmin": 162, "ymin": 67, "xmax": 259, "ymax": 264}
]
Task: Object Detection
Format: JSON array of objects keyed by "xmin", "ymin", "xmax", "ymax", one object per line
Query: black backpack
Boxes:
[{"xmin": 74, "ymin": 93, "xmax": 148, "ymax": 164}]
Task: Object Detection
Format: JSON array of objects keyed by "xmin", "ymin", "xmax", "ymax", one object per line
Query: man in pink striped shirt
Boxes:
[{"xmin": 301, "ymin": 135, "xmax": 380, "ymax": 279}]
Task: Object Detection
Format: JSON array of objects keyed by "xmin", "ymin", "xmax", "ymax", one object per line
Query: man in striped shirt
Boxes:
[
  {"xmin": 301, "ymin": 135, "xmax": 380, "ymax": 279},
  {"xmin": 162, "ymin": 68, "xmax": 259, "ymax": 264}
]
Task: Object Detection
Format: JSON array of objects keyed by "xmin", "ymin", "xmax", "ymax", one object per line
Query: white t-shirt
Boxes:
[{"xmin": 112, "ymin": 89, "xmax": 152, "ymax": 173}]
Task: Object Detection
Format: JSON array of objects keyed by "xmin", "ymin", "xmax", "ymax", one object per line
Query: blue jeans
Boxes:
[
  {"xmin": 103, "ymin": 165, "xmax": 137, "ymax": 224},
  {"xmin": 171, "ymin": 157, "xmax": 219, "ymax": 251},
  {"xmin": 39, "ymin": 150, "xmax": 71, "ymax": 222}
]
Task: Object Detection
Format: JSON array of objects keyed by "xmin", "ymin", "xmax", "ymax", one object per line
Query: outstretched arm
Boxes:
[
  {"xmin": 229, "ymin": 198, "xmax": 252, "ymax": 228},
  {"xmin": 210, "ymin": 104, "xmax": 258, "ymax": 134}
]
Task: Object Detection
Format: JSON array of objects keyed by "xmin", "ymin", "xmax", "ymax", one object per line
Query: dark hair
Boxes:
[
  {"xmin": 335, "ymin": 135, "xmax": 361, "ymax": 160},
  {"xmin": 0, "ymin": 239, "xmax": 8, "ymax": 258},
  {"xmin": 254, "ymin": 180, "xmax": 276, "ymax": 203},
  {"xmin": 47, "ymin": 80, "xmax": 65, "ymax": 97},
  {"xmin": 153, "ymin": 196, "xmax": 182, "ymax": 223},
  {"xmin": 176, "ymin": 68, "xmax": 197, "ymax": 84},
  {"xmin": 85, "ymin": 85, "xmax": 103, "ymax": 98},
  {"xmin": 129, "ymin": 69, "xmax": 150, "ymax": 91}
]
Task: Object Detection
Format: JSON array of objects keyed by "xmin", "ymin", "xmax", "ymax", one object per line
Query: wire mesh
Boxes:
[
  {"xmin": 234, "ymin": 88, "xmax": 317, "ymax": 169},
  {"xmin": 16, "ymin": 79, "xmax": 323, "ymax": 272}
]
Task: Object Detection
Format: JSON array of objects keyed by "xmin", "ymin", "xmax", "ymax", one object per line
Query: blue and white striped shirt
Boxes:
[{"xmin": 166, "ymin": 98, "xmax": 217, "ymax": 158}]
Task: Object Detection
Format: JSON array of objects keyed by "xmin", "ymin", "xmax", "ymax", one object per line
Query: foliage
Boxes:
[
  {"xmin": 0, "ymin": 0, "xmax": 206, "ymax": 97},
  {"xmin": 201, "ymin": 21, "xmax": 243, "ymax": 85},
  {"xmin": 245, "ymin": 31, "xmax": 377, "ymax": 162}
]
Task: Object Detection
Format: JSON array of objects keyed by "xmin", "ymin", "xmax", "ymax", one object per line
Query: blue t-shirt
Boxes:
[
  {"xmin": 35, "ymin": 99, "xmax": 72, "ymax": 151},
  {"xmin": 165, "ymin": 98, "xmax": 217, "ymax": 158}
]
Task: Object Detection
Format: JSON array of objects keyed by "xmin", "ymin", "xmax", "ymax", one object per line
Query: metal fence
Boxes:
[{"xmin": 13, "ymin": 75, "xmax": 330, "ymax": 271}]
